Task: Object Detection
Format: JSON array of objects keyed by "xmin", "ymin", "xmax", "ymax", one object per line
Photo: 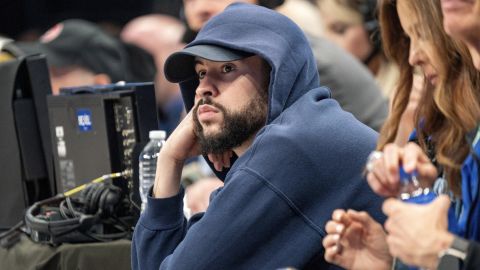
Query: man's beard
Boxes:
[{"xmin": 192, "ymin": 94, "xmax": 268, "ymax": 155}]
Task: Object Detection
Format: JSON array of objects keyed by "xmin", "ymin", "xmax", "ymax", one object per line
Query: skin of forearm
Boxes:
[{"xmin": 152, "ymin": 147, "xmax": 185, "ymax": 198}]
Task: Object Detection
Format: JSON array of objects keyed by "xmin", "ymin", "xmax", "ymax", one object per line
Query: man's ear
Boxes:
[{"xmin": 93, "ymin": 73, "xmax": 112, "ymax": 85}]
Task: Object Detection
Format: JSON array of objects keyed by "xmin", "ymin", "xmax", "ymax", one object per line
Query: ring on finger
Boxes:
[{"xmin": 366, "ymin": 150, "xmax": 383, "ymax": 172}]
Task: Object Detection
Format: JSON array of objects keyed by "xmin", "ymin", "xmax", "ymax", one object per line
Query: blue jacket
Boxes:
[
  {"xmin": 132, "ymin": 3, "xmax": 384, "ymax": 269},
  {"xmin": 458, "ymin": 127, "xmax": 480, "ymax": 240}
]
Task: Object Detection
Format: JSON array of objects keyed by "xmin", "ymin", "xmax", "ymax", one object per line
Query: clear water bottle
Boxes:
[
  {"xmin": 398, "ymin": 167, "xmax": 435, "ymax": 204},
  {"xmin": 139, "ymin": 130, "xmax": 166, "ymax": 212}
]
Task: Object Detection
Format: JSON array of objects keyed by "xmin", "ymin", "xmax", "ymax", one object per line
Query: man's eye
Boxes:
[
  {"xmin": 197, "ymin": 70, "xmax": 206, "ymax": 79},
  {"xmin": 221, "ymin": 65, "xmax": 234, "ymax": 73}
]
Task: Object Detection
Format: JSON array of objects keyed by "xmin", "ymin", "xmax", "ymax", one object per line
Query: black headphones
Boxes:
[
  {"xmin": 80, "ymin": 182, "xmax": 122, "ymax": 217},
  {"xmin": 24, "ymin": 182, "xmax": 124, "ymax": 245}
]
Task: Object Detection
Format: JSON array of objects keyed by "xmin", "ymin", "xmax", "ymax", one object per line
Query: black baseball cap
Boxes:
[
  {"xmin": 164, "ymin": 44, "xmax": 254, "ymax": 83},
  {"xmin": 17, "ymin": 19, "xmax": 126, "ymax": 82}
]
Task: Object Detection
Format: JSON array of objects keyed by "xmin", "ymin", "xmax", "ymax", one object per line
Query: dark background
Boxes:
[{"xmin": 0, "ymin": 0, "xmax": 183, "ymax": 40}]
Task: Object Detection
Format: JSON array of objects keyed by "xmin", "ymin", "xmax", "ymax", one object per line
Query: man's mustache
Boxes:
[{"xmin": 195, "ymin": 97, "xmax": 225, "ymax": 113}]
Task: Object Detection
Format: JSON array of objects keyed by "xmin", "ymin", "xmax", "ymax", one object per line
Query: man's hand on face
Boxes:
[
  {"xmin": 162, "ymin": 109, "xmax": 201, "ymax": 163},
  {"xmin": 153, "ymin": 109, "xmax": 201, "ymax": 198},
  {"xmin": 152, "ymin": 108, "xmax": 233, "ymax": 198},
  {"xmin": 207, "ymin": 151, "xmax": 232, "ymax": 171},
  {"xmin": 163, "ymin": 101, "xmax": 233, "ymax": 171}
]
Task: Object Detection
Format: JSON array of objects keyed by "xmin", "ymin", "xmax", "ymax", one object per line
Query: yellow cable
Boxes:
[{"xmin": 63, "ymin": 172, "xmax": 125, "ymax": 197}]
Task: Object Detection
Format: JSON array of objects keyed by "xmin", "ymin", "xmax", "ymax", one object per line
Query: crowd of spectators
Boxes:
[{"xmin": 2, "ymin": 0, "xmax": 480, "ymax": 269}]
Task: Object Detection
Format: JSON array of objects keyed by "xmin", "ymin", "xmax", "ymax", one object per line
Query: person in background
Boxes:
[
  {"xmin": 442, "ymin": 0, "xmax": 480, "ymax": 70},
  {"xmin": 322, "ymin": 0, "xmax": 480, "ymax": 269},
  {"xmin": 265, "ymin": 0, "xmax": 325, "ymax": 38},
  {"xmin": 316, "ymin": 0, "xmax": 399, "ymax": 99},
  {"xmin": 121, "ymin": 14, "xmax": 187, "ymax": 135},
  {"xmin": 132, "ymin": 3, "xmax": 384, "ymax": 269},
  {"xmin": 121, "ymin": 15, "xmax": 185, "ymax": 109},
  {"xmin": 17, "ymin": 19, "xmax": 154, "ymax": 95},
  {"xmin": 184, "ymin": 177, "xmax": 224, "ymax": 216}
]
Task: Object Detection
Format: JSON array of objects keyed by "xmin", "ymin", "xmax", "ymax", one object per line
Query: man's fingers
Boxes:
[
  {"xmin": 208, "ymin": 152, "xmax": 233, "ymax": 171},
  {"xmin": 209, "ymin": 153, "xmax": 225, "ymax": 171},
  {"xmin": 207, "ymin": 153, "xmax": 216, "ymax": 163},
  {"xmin": 222, "ymin": 151, "xmax": 231, "ymax": 168}
]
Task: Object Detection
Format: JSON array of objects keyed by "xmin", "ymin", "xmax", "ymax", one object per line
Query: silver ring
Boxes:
[{"xmin": 366, "ymin": 151, "xmax": 383, "ymax": 172}]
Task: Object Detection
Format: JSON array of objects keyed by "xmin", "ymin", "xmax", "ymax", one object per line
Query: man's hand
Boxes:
[
  {"xmin": 153, "ymin": 110, "xmax": 201, "ymax": 198},
  {"xmin": 366, "ymin": 142, "xmax": 438, "ymax": 197},
  {"xmin": 323, "ymin": 209, "xmax": 392, "ymax": 270},
  {"xmin": 208, "ymin": 151, "xmax": 232, "ymax": 171},
  {"xmin": 383, "ymin": 195, "xmax": 455, "ymax": 269},
  {"xmin": 162, "ymin": 109, "xmax": 201, "ymax": 162}
]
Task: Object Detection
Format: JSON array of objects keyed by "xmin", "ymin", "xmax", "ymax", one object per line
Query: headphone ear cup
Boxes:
[
  {"xmin": 99, "ymin": 185, "xmax": 122, "ymax": 216},
  {"xmin": 81, "ymin": 184, "xmax": 96, "ymax": 214},
  {"xmin": 97, "ymin": 184, "xmax": 122, "ymax": 216},
  {"xmin": 90, "ymin": 184, "xmax": 108, "ymax": 215},
  {"xmin": 98, "ymin": 186, "xmax": 111, "ymax": 216}
]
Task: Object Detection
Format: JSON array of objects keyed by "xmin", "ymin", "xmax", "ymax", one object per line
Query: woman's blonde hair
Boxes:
[{"xmin": 377, "ymin": 0, "xmax": 480, "ymax": 194}]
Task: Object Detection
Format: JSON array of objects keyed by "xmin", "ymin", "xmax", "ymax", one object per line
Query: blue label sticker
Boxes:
[{"xmin": 77, "ymin": 109, "xmax": 92, "ymax": 132}]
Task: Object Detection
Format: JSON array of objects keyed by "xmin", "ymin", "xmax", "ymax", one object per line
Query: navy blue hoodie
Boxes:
[{"xmin": 132, "ymin": 3, "xmax": 384, "ymax": 269}]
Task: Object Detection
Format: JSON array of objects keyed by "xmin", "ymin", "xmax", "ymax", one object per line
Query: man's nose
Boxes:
[{"xmin": 195, "ymin": 78, "xmax": 218, "ymax": 98}]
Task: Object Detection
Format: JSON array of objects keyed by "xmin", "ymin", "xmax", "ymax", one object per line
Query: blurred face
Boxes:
[
  {"xmin": 184, "ymin": 0, "xmax": 258, "ymax": 32},
  {"xmin": 192, "ymin": 55, "xmax": 269, "ymax": 154},
  {"xmin": 397, "ymin": 0, "xmax": 441, "ymax": 86},
  {"xmin": 49, "ymin": 66, "xmax": 98, "ymax": 95},
  {"xmin": 441, "ymin": 0, "xmax": 480, "ymax": 69},
  {"xmin": 318, "ymin": 0, "xmax": 373, "ymax": 61}
]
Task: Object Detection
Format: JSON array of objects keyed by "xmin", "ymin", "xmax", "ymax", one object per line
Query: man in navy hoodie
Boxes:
[{"xmin": 132, "ymin": 3, "xmax": 384, "ymax": 269}]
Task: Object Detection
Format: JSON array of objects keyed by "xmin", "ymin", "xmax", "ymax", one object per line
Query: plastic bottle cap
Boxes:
[
  {"xmin": 149, "ymin": 130, "xmax": 166, "ymax": 140},
  {"xmin": 399, "ymin": 166, "xmax": 409, "ymax": 183},
  {"xmin": 399, "ymin": 166, "xmax": 418, "ymax": 183}
]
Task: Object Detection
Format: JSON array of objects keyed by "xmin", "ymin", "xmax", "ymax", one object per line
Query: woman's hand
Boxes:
[
  {"xmin": 366, "ymin": 142, "xmax": 438, "ymax": 197},
  {"xmin": 323, "ymin": 209, "xmax": 392, "ymax": 270}
]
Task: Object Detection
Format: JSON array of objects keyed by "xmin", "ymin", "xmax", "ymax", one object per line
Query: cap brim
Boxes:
[
  {"xmin": 164, "ymin": 44, "xmax": 253, "ymax": 83},
  {"xmin": 16, "ymin": 42, "xmax": 74, "ymax": 68}
]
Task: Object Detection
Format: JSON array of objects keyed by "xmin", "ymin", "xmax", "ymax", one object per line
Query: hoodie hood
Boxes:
[
  {"xmin": 177, "ymin": 3, "xmax": 321, "ymax": 124},
  {"xmin": 170, "ymin": 3, "xmax": 322, "ymax": 180}
]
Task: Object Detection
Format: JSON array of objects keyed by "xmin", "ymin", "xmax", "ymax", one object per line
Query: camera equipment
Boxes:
[
  {"xmin": 0, "ymin": 50, "xmax": 55, "ymax": 229},
  {"xmin": 47, "ymin": 83, "xmax": 158, "ymax": 212}
]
